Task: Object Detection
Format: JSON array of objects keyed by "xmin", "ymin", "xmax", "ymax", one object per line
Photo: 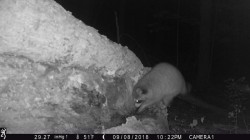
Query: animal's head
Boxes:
[{"xmin": 132, "ymin": 86, "xmax": 153, "ymax": 113}]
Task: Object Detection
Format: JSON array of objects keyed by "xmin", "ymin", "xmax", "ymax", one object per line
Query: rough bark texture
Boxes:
[{"xmin": 0, "ymin": 0, "xmax": 168, "ymax": 133}]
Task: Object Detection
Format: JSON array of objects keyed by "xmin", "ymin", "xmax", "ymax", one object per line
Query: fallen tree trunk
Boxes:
[{"xmin": 0, "ymin": 0, "xmax": 168, "ymax": 134}]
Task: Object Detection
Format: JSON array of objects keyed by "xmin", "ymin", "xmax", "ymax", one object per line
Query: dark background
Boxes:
[{"xmin": 55, "ymin": 0, "xmax": 250, "ymax": 92}]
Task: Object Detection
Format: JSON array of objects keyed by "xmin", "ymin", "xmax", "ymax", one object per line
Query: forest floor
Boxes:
[{"xmin": 167, "ymin": 82, "xmax": 250, "ymax": 134}]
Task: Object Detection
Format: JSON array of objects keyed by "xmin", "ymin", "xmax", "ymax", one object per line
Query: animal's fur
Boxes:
[{"xmin": 132, "ymin": 63, "xmax": 187, "ymax": 113}]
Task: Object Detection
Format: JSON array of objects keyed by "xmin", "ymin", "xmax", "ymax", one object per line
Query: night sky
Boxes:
[{"xmin": 55, "ymin": 0, "xmax": 250, "ymax": 89}]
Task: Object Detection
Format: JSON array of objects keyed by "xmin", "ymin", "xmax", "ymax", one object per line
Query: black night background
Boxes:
[{"xmin": 55, "ymin": 0, "xmax": 250, "ymax": 133}]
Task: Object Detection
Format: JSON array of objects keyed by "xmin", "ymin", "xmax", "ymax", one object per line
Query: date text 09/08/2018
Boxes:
[
  {"xmin": 112, "ymin": 134, "xmax": 214, "ymax": 140},
  {"xmin": 112, "ymin": 134, "xmax": 182, "ymax": 140}
]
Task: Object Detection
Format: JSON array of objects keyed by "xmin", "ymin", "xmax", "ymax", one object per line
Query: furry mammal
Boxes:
[
  {"xmin": 132, "ymin": 63, "xmax": 188, "ymax": 113},
  {"xmin": 132, "ymin": 63, "xmax": 226, "ymax": 114}
]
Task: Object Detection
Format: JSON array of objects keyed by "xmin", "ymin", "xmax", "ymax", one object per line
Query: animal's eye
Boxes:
[
  {"xmin": 140, "ymin": 88, "xmax": 147, "ymax": 94},
  {"xmin": 136, "ymin": 88, "xmax": 147, "ymax": 95},
  {"xmin": 136, "ymin": 100, "xmax": 143, "ymax": 103},
  {"xmin": 134, "ymin": 87, "xmax": 147, "ymax": 96}
]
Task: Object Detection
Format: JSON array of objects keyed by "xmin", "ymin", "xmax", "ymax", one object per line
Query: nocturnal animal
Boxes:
[
  {"xmin": 132, "ymin": 63, "xmax": 187, "ymax": 113},
  {"xmin": 132, "ymin": 63, "xmax": 225, "ymax": 114}
]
